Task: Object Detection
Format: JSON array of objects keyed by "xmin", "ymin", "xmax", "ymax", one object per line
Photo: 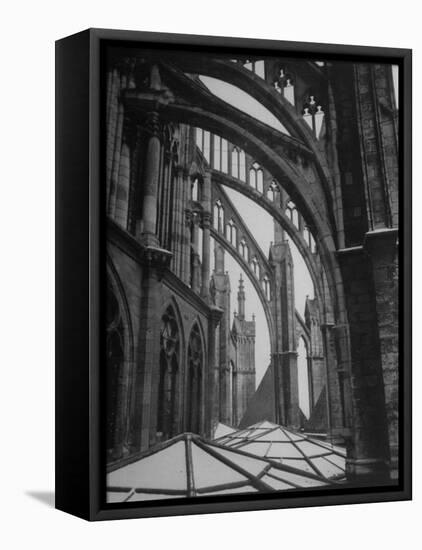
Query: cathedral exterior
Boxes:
[{"xmin": 105, "ymin": 46, "xmax": 399, "ymax": 485}]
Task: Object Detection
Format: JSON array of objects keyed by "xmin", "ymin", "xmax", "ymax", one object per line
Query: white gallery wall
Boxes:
[{"xmin": 0, "ymin": 1, "xmax": 418, "ymax": 549}]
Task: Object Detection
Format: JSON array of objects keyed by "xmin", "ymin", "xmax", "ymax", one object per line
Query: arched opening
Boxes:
[
  {"xmin": 213, "ymin": 199, "xmax": 225, "ymax": 232},
  {"xmin": 212, "ymin": 134, "xmax": 229, "ymax": 173},
  {"xmin": 226, "ymin": 218, "xmax": 237, "ymax": 246},
  {"xmin": 302, "ymin": 95, "xmax": 325, "ymax": 139},
  {"xmin": 191, "ymin": 177, "xmax": 201, "ymax": 202},
  {"xmin": 230, "ymin": 360, "xmax": 236, "ymax": 423},
  {"xmin": 297, "ymin": 336, "xmax": 311, "ymax": 421},
  {"xmin": 157, "ymin": 306, "xmax": 180, "ymax": 442},
  {"xmin": 195, "ymin": 127, "xmax": 211, "ymax": 162},
  {"xmin": 239, "ymin": 238, "xmax": 249, "ymax": 262},
  {"xmin": 262, "ymin": 275, "xmax": 271, "ymax": 301},
  {"xmin": 267, "ymin": 180, "xmax": 278, "ymax": 202},
  {"xmin": 249, "ymin": 162, "xmax": 264, "ymax": 193},
  {"xmin": 199, "ymin": 75, "xmax": 289, "ymax": 135},
  {"xmin": 106, "ymin": 285, "xmax": 124, "ymax": 457},
  {"xmin": 186, "ymin": 323, "xmax": 203, "ymax": 433},
  {"xmin": 231, "ymin": 146, "xmax": 246, "ymax": 181}
]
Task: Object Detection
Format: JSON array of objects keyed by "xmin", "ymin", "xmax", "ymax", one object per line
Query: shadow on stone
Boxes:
[{"xmin": 26, "ymin": 491, "xmax": 55, "ymax": 508}]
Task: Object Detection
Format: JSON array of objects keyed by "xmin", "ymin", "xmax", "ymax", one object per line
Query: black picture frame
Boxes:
[{"xmin": 55, "ymin": 28, "xmax": 412, "ymax": 521}]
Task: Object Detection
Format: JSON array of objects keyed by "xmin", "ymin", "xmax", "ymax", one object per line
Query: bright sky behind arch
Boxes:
[
  {"xmin": 203, "ymin": 63, "xmax": 398, "ymax": 394},
  {"xmin": 211, "ymin": 187, "xmax": 314, "ymax": 387},
  {"xmin": 224, "ymin": 187, "xmax": 314, "ymax": 312},
  {"xmin": 200, "ymin": 67, "xmax": 315, "ymax": 387},
  {"xmin": 199, "ymin": 75, "xmax": 290, "ymax": 135}
]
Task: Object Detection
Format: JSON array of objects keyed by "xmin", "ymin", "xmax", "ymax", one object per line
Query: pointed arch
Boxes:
[
  {"xmin": 186, "ymin": 318, "xmax": 206, "ymax": 434},
  {"xmin": 157, "ymin": 300, "xmax": 183, "ymax": 442},
  {"xmin": 105, "ymin": 255, "xmax": 134, "ymax": 459},
  {"xmin": 213, "ymin": 199, "xmax": 225, "ymax": 232}
]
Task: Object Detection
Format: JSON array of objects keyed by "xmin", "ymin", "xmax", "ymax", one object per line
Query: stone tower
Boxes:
[
  {"xmin": 231, "ymin": 275, "xmax": 256, "ymax": 427},
  {"xmin": 210, "ymin": 243, "xmax": 232, "ymax": 425}
]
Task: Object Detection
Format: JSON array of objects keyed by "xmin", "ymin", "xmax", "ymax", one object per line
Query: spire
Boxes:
[
  {"xmin": 237, "ymin": 274, "xmax": 245, "ymax": 320},
  {"xmin": 214, "ymin": 243, "xmax": 225, "ymax": 274}
]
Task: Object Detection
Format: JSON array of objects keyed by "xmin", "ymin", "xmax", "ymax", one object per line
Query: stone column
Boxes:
[
  {"xmin": 191, "ymin": 213, "xmax": 201, "ymax": 294},
  {"xmin": 183, "ymin": 209, "xmax": 192, "ymax": 287},
  {"xmin": 201, "ymin": 171, "xmax": 212, "ymax": 300},
  {"xmin": 201, "ymin": 212, "xmax": 211, "ymax": 300},
  {"xmin": 206, "ymin": 306, "xmax": 223, "ymax": 437},
  {"xmin": 170, "ymin": 165, "xmax": 184, "ymax": 278},
  {"xmin": 137, "ymin": 111, "xmax": 161, "ymax": 247},
  {"xmin": 321, "ymin": 322, "xmax": 348, "ymax": 443},
  {"xmin": 270, "ymin": 240, "xmax": 299, "ymax": 429},
  {"xmin": 272, "ymin": 353, "xmax": 283, "ymax": 425},
  {"xmin": 364, "ymin": 228, "xmax": 399, "ymax": 479},
  {"xmin": 271, "ymin": 351, "xmax": 299, "ymax": 428},
  {"xmin": 338, "ymin": 246, "xmax": 390, "ymax": 482},
  {"xmin": 280, "ymin": 350, "xmax": 299, "ymax": 429},
  {"xmin": 108, "ymin": 73, "xmax": 127, "ymax": 220},
  {"xmin": 129, "ymin": 248, "xmax": 172, "ymax": 453}
]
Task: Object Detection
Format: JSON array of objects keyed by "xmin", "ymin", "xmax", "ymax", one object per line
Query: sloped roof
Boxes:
[
  {"xmin": 214, "ymin": 420, "xmax": 346, "ymax": 480},
  {"xmin": 107, "ymin": 432, "xmax": 333, "ymax": 503}
]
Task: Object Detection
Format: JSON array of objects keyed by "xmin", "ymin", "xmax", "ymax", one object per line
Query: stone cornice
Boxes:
[
  {"xmin": 107, "ymin": 218, "xmax": 145, "ymax": 264},
  {"xmin": 107, "ymin": 219, "xmax": 223, "ymax": 321},
  {"xmin": 107, "ymin": 219, "xmax": 172, "ymax": 274},
  {"xmin": 337, "ymin": 228, "xmax": 399, "ymax": 258},
  {"xmin": 163, "ymin": 269, "xmax": 223, "ymax": 320},
  {"xmin": 363, "ymin": 227, "xmax": 399, "ymax": 254}
]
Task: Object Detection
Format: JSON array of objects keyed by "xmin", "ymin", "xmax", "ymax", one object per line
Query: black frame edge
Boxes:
[
  {"xmin": 55, "ymin": 28, "xmax": 412, "ymax": 521},
  {"xmin": 55, "ymin": 29, "xmax": 92, "ymax": 521}
]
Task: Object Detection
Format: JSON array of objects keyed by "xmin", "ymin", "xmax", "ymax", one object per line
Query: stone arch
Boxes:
[
  {"xmin": 106, "ymin": 255, "xmax": 135, "ymax": 459},
  {"xmin": 157, "ymin": 301, "xmax": 183, "ymax": 441},
  {"xmin": 185, "ymin": 318, "xmax": 206, "ymax": 434},
  {"xmin": 211, "ymin": 170, "xmax": 326, "ymax": 315},
  {"xmin": 131, "ymin": 99, "xmax": 344, "ymax": 325},
  {"xmin": 160, "ymin": 295, "xmax": 186, "ymax": 353},
  {"xmin": 162, "ymin": 55, "xmax": 335, "ymax": 202}
]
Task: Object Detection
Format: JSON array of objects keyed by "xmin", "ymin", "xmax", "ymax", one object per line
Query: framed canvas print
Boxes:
[{"xmin": 55, "ymin": 28, "xmax": 412, "ymax": 521}]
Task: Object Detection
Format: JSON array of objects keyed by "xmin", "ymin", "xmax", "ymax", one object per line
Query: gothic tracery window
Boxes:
[
  {"xmin": 195, "ymin": 127, "xmax": 211, "ymax": 162},
  {"xmin": 286, "ymin": 200, "xmax": 299, "ymax": 229},
  {"xmin": 249, "ymin": 162, "xmax": 264, "ymax": 193},
  {"xmin": 157, "ymin": 307, "xmax": 180, "ymax": 441},
  {"xmin": 213, "ymin": 200, "xmax": 225, "ymax": 232},
  {"xmin": 303, "ymin": 226, "xmax": 317, "ymax": 253},
  {"xmin": 274, "ymin": 68, "xmax": 295, "ymax": 106},
  {"xmin": 187, "ymin": 324, "xmax": 203, "ymax": 434},
  {"xmin": 251, "ymin": 257, "xmax": 260, "ymax": 279},
  {"xmin": 231, "ymin": 147, "xmax": 246, "ymax": 182},
  {"xmin": 212, "ymin": 134, "xmax": 229, "ymax": 173},
  {"xmin": 243, "ymin": 59, "xmax": 265, "ymax": 79},
  {"xmin": 226, "ymin": 219, "xmax": 237, "ymax": 246},
  {"xmin": 191, "ymin": 177, "xmax": 200, "ymax": 202},
  {"xmin": 239, "ymin": 238, "xmax": 249, "ymax": 262},
  {"xmin": 262, "ymin": 275, "xmax": 271, "ymax": 301},
  {"xmin": 267, "ymin": 180, "xmax": 278, "ymax": 202},
  {"xmin": 302, "ymin": 95, "xmax": 325, "ymax": 138}
]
